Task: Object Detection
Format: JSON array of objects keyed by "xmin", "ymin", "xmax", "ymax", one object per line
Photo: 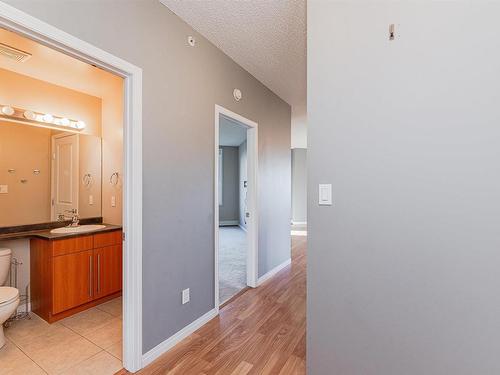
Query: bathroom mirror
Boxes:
[{"xmin": 0, "ymin": 121, "xmax": 102, "ymax": 227}]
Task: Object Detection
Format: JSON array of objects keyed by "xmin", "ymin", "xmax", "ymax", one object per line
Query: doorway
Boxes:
[
  {"xmin": 0, "ymin": 4, "xmax": 142, "ymax": 372},
  {"xmin": 215, "ymin": 105, "xmax": 258, "ymax": 307}
]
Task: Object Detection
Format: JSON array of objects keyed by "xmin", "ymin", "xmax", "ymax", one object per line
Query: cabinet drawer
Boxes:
[
  {"xmin": 52, "ymin": 235, "xmax": 93, "ymax": 257},
  {"xmin": 93, "ymin": 230, "xmax": 122, "ymax": 248}
]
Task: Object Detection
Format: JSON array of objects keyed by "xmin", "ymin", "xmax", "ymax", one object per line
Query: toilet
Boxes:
[{"xmin": 0, "ymin": 248, "xmax": 19, "ymax": 348}]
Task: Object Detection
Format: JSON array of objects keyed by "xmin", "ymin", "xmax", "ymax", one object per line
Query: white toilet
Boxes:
[{"xmin": 0, "ymin": 248, "xmax": 20, "ymax": 348}]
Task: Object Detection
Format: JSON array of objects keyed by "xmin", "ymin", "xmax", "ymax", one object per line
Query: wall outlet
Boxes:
[
  {"xmin": 111, "ymin": 196, "xmax": 116, "ymax": 207},
  {"xmin": 182, "ymin": 288, "xmax": 190, "ymax": 304},
  {"xmin": 0, "ymin": 185, "xmax": 7, "ymax": 194}
]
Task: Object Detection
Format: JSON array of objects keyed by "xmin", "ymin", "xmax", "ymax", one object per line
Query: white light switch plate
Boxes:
[
  {"xmin": 319, "ymin": 184, "xmax": 332, "ymax": 205},
  {"xmin": 111, "ymin": 196, "xmax": 116, "ymax": 207},
  {"xmin": 88, "ymin": 195, "xmax": 93, "ymax": 205},
  {"xmin": 0, "ymin": 185, "xmax": 7, "ymax": 194},
  {"xmin": 182, "ymin": 288, "xmax": 190, "ymax": 304}
]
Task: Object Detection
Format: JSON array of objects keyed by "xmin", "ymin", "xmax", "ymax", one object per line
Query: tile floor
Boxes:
[{"xmin": 0, "ymin": 297, "xmax": 123, "ymax": 375}]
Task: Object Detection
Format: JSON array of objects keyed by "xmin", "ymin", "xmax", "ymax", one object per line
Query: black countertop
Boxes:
[{"xmin": 0, "ymin": 224, "xmax": 122, "ymax": 241}]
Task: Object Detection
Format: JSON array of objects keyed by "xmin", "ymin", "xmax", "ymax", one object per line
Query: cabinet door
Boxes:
[
  {"xmin": 53, "ymin": 250, "xmax": 93, "ymax": 314},
  {"xmin": 94, "ymin": 245, "xmax": 122, "ymax": 299}
]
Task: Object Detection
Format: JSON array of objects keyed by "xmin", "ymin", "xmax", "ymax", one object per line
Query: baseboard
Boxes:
[
  {"xmin": 257, "ymin": 258, "xmax": 291, "ymax": 286},
  {"xmin": 291, "ymin": 221, "xmax": 307, "ymax": 225},
  {"xmin": 219, "ymin": 220, "xmax": 239, "ymax": 226},
  {"xmin": 238, "ymin": 224, "xmax": 247, "ymax": 232},
  {"xmin": 142, "ymin": 308, "xmax": 218, "ymax": 367}
]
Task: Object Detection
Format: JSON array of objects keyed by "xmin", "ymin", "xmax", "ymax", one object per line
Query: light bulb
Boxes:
[
  {"xmin": 1, "ymin": 106, "xmax": 14, "ymax": 116},
  {"xmin": 23, "ymin": 110, "xmax": 36, "ymax": 120},
  {"xmin": 60, "ymin": 118, "xmax": 70, "ymax": 126},
  {"xmin": 75, "ymin": 120, "xmax": 86, "ymax": 129},
  {"xmin": 42, "ymin": 113, "xmax": 54, "ymax": 123}
]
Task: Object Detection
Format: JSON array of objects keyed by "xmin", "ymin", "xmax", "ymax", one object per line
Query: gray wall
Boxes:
[
  {"xmin": 219, "ymin": 146, "xmax": 239, "ymax": 223},
  {"xmin": 308, "ymin": 2, "xmax": 500, "ymax": 374},
  {"xmin": 7, "ymin": 0, "xmax": 291, "ymax": 353},
  {"xmin": 291, "ymin": 148, "xmax": 307, "ymax": 223},
  {"xmin": 239, "ymin": 140, "xmax": 247, "ymax": 229}
]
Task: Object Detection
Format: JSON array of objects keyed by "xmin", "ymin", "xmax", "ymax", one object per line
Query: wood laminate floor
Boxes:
[{"xmin": 125, "ymin": 235, "xmax": 307, "ymax": 375}]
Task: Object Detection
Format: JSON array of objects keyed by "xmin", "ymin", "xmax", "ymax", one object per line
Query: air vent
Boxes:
[{"xmin": 0, "ymin": 43, "xmax": 31, "ymax": 62}]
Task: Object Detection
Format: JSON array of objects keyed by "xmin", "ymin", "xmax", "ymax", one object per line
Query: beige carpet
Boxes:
[{"xmin": 219, "ymin": 226, "xmax": 247, "ymax": 304}]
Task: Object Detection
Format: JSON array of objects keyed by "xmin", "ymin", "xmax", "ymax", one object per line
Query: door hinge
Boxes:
[{"xmin": 122, "ymin": 232, "xmax": 125, "ymax": 242}]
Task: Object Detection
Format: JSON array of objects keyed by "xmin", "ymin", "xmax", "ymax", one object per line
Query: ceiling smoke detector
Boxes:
[{"xmin": 0, "ymin": 42, "xmax": 32, "ymax": 62}]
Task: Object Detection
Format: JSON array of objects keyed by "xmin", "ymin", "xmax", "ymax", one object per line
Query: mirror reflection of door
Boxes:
[{"xmin": 51, "ymin": 133, "xmax": 79, "ymax": 220}]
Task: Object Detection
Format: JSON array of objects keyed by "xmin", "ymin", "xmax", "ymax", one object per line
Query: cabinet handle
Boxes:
[
  {"xmin": 97, "ymin": 254, "xmax": 101, "ymax": 293},
  {"xmin": 89, "ymin": 255, "xmax": 93, "ymax": 297}
]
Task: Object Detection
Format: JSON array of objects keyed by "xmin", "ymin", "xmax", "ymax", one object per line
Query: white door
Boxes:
[{"xmin": 52, "ymin": 134, "xmax": 79, "ymax": 220}]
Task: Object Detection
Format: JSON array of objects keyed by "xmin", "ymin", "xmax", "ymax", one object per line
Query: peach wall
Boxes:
[
  {"xmin": 101, "ymin": 75, "xmax": 124, "ymax": 225},
  {"xmin": 0, "ymin": 68, "xmax": 102, "ymax": 136},
  {"xmin": 0, "ymin": 121, "xmax": 51, "ymax": 226}
]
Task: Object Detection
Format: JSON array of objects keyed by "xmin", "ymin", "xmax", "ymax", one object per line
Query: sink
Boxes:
[{"xmin": 50, "ymin": 224, "xmax": 106, "ymax": 234}]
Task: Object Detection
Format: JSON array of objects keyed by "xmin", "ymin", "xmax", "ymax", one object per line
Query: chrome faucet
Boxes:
[{"xmin": 65, "ymin": 209, "xmax": 79, "ymax": 227}]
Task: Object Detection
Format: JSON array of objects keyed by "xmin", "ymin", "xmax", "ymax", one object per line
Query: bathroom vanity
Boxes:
[{"xmin": 30, "ymin": 227, "xmax": 122, "ymax": 323}]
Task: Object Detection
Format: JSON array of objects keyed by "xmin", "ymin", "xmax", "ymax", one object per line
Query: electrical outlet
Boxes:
[
  {"xmin": 111, "ymin": 196, "xmax": 116, "ymax": 207},
  {"xmin": 0, "ymin": 185, "xmax": 7, "ymax": 194},
  {"xmin": 88, "ymin": 195, "xmax": 93, "ymax": 205},
  {"xmin": 182, "ymin": 288, "xmax": 190, "ymax": 304}
]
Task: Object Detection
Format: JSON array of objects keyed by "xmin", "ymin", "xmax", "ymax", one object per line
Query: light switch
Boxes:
[
  {"xmin": 88, "ymin": 195, "xmax": 93, "ymax": 205},
  {"xmin": 319, "ymin": 184, "xmax": 332, "ymax": 206},
  {"xmin": 0, "ymin": 185, "xmax": 8, "ymax": 194},
  {"xmin": 182, "ymin": 288, "xmax": 190, "ymax": 304},
  {"xmin": 111, "ymin": 196, "xmax": 116, "ymax": 207}
]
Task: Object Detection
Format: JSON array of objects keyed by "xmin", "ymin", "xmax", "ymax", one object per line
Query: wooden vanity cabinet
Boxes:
[{"xmin": 30, "ymin": 229, "xmax": 122, "ymax": 323}]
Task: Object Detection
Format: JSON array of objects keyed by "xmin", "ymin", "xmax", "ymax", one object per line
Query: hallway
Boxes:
[{"xmin": 135, "ymin": 235, "xmax": 307, "ymax": 374}]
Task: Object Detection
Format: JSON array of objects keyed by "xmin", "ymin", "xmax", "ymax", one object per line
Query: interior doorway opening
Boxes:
[
  {"xmin": 0, "ymin": 4, "xmax": 143, "ymax": 372},
  {"xmin": 215, "ymin": 105, "xmax": 258, "ymax": 307}
]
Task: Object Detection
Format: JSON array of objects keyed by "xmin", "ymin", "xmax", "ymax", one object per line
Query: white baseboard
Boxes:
[
  {"xmin": 219, "ymin": 220, "xmax": 239, "ymax": 226},
  {"xmin": 257, "ymin": 258, "xmax": 291, "ymax": 286},
  {"xmin": 291, "ymin": 221, "xmax": 307, "ymax": 225},
  {"xmin": 142, "ymin": 308, "xmax": 218, "ymax": 367},
  {"xmin": 238, "ymin": 224, "xmax": 247, "ymax": 232}
]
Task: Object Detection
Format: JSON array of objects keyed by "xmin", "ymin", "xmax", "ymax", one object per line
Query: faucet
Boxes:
[{"xmin": 65, "ymin": 209, "xmax": 79, "ymax": 227}]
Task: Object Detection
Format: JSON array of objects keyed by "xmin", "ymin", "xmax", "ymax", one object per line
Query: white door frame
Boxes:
[
  {"xmin": 0, "ymin": 3, "xmax": 143, "ymax": 372},
  {"xmin": 215, "ymin": 105, "xmax": 258, "ymax": 309}
]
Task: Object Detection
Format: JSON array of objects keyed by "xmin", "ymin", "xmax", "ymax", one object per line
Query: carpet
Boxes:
[{"xmin": 219, "ymin": 226, "xmax": 247, "ymax": 304}]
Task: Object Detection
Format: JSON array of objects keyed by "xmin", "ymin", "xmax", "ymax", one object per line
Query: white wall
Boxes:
[
  {"xmin": 291, "ymin": 104, "xmax": 307, "ymax": 149},
  {"xmin": 291, "ymin": 148, "xmax": 306, "ymax": 223},
  {"xmin": 308, "ymin": 2, "xmax": 500, "ymax": 374}
]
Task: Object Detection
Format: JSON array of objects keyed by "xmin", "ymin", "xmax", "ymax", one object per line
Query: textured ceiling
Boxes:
[{"xmin": 159, "ymin": 0, "xmax": 306, "ymax": 109}]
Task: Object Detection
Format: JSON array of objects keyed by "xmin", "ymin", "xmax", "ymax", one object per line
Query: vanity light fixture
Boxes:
[
  {"xmin": 23, "ymin": 110, "xmax": 36, "ymax": 121},
  {"xmin": 0, "ymin": 103, "xmax": 87, "ymax": 132},
  {"xmin": 42, "ymin": 113, "xmax": 53, "ymax": 123},
  {"xmin": 75, "ymin": 120, "xmax": 86, "ymax": 129},
  {"xmin": 1, "ymin": 105, "xmax": 14, "ymax": 116}
]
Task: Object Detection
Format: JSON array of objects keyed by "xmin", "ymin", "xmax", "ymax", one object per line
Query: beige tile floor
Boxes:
[{"xmin": 0, "ymin": 297, "xmax": 123, "ymax": 375}]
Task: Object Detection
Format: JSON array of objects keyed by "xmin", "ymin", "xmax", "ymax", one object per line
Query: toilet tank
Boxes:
[{"xmin": 0, "ymin": 248, "xmax": 11, "ymax": 286}]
